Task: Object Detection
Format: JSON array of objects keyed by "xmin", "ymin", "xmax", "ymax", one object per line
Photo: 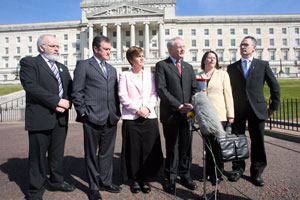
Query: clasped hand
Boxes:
[
  {"xmin": 56, "ymin": 99, "xmax": 70, "ymax": 113},
  {"xmin": 178, "ymin": 103, "xmax": 193, "ymax": 114},
  {"xmin": 137, "ymin": 106, "xmax": 150, "ymax": 118}
]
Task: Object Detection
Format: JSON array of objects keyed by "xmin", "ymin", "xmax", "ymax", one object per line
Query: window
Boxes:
[
  {"xmin": 4, "ymin": 58, "xmax": 8, "ymax": 68},
  {"xmin": 205, "ymin": 39, "xmax": 209, "ymax": 47},
  {"xmin": 28, "ymin": 36, "xmax": 32, "ymax": 42},
  {"xmin": 295, "ymin": 28, "xmax": 299, "ymax": 34},
  {"xmin": 5, "ymin": 47, "xmax": 8, "ymax": 54},
  {"xmin": 126, "ymin": 31, "xmax": 130, "ymax": 37},
  {"xmin": 285, "ymin": 67, "xmax": 290, "ymax": 75},
  {"xmin": 257, "ymin": 39, "xmax": 262, "ymax": 46},
  {"xmin": 113, "ymin": 42, "xmax": 117, "ymax": 48},
  {"xmin": 17, "ymin": 37, "xmax": 20, "ymax": 43},
  {"xmin": 231, "ymin": 51, "xmax": 237, "ymax": 62},
  {"xmin": 282, "ymin": 38, "xmax": 288, "ymax": 46},
  {"xmin": 152, "ymin": 52, "xmax": 158, "ymax": 58},
  {"xmin": 282, "ymin": 28, "xmax": 287, "ymax": 34},
  {"xmin": 270, "ymin": 50, "xmax": 276, "ymax": 61},
  {"xmin": 270, "ymin": 39, "xmax": 274, "ymax": 46},
  {"xmin": 217, "ymin": 29, "xmax": 222, "ymax": 35},
  {"xmin": 218, "ymin": 39, "xmax": 223, "ymax": 47},
  {"xmin": 64, "ymin": 45, "xmax": 68, "ymax": 52},
  {"xmin": 76, "ymin": 44, "xmax": 80, "ymax": 51},
  {"xmin": 230, "ymin": 28, "xmax": 235, "ymax": 35},
  {"xmin": 28, "ymin": 46, "xmax": 32, "ymax": 54},
  {"xmin": 257, "ymin": 50, "xmax": 263, "ymax": 60},
  {"xmin": 16, "ymin": 47, "xmax": 20, "ymax": 54},
  {"xmin": 298, "ymin": 67, "xmax": 300, "ymax": 74},
  {"xmin": 76, "ymin": 55, "xmax": 81, "ymax": 61},
  {"xmin": 191, "ymin": 40, "xmax": 196, "ymax": 47},
  {"xmin": 256, "ymin": 28, "xmax": 261, "ymax": 34},
  {"xmin": 243, "ymin": 28, "xmax": 248, "ymax": 34},
  {"xmin": 296, "ymin": 51, "xmax": 300, "ymax": 60},
  {"xmin": 191, "ymin": 29, "xmax": 196, "ymax": 36},
  {"xmin": 126, "ymin": 41, "xmax": 130, "ymax": 48},
  {"xmin": 178, "ymin": 29, "xmax": 183, "ymax": 35},
  {"xmin": 217, "ymin": 51, "xmax": 224, "ymax": 61},
  {"xmin": 64, "ymin": 34, "xmax": 68, "ymax": 40},
  {"xmin": 76, "ymin": 34, "xmax": 80, "ymax": 40},
  {"xmin": 165, "ymin": 29, "xmax": 170, "ymax": 35},
  {"xmin": 282, "ymin": 50, "xmax": 288, "ymax": 61},
  {"xmin": 152, "ymin": 30, "xmax": 156, "ymax": 35},
  {"xmin": 152, "ymin": 40, "xmax": 157, "ymax": 47},
  {"xmin": 231, "ymin": 39, "xmax": 235, "ymax": 46},
  {"xmin": 191, "ymin": 52, "xmax": 197, "ymax": 61},
  {"xmin": 3, "ymin": 75, "xmax": 7, "ymax": 81},
  {"xmin": 296, "ymin": 38, "xmax": 300, "ymax": 46},
  {"xmin": 269, "ymin": 28, "xmax": 274, "ymax": 34},
  {"xmin": 113, "ymin": 31, "xmax": 117, "ymax": 37},
  {"xmin": 139, "ymin": 30, "xmax": 143, "ymax": 36},
  {"xmin": 204, "ymin": 29, "xmax": 209, "ymax": 35},
  {"xmin": 139, "ymin": 41, "xmax": 143, "ymax": 48},
  {"xmin": 63, "ymin": 55, "xmax": 68, "ymax": 65},
  {"xmin": 5, "ymin": 37, "xmax": 9, "ymax": 43}
]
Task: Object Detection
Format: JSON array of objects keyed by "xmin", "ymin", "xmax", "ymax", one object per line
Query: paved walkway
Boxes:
[{"xmin": 0, "ymin": 122, "xmax": 299, "ymax": 200}]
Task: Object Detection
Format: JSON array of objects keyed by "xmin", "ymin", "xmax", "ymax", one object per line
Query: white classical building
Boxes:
[{"xmin": 1, "ymin": 0, "xmax": 300, "ymax": 83}]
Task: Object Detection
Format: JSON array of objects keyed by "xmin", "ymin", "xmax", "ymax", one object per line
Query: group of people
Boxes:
[{"xmin": 20, "ymin": 34, "xmax": 280, "ymax": 200}]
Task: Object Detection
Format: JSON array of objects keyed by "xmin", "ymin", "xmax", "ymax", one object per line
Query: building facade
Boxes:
[{"xmin": 1, "ymin": 0, "xmax": 300, "ymax": 83}]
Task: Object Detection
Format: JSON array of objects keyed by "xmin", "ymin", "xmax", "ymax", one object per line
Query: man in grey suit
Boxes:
[
  {"xmin": 72, "ymin": 36, "xmax": 121, "ymax": 200},
  {"xmin": 227, "ymin": 36, "xmax": 280, "ymax": 187},
  {"xmin": 155, "ymin": 37, "xmax": 199, "ymax": 195}
]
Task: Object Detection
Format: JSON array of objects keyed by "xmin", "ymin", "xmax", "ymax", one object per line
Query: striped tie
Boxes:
[{"xmin": 49, "ymin": 61, "xmax": 63, "ymax": 98}]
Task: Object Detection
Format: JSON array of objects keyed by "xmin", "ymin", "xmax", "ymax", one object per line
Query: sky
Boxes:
[{"xmin": 0, "ymin": 0, "xmax": 300, "ymax": 24}]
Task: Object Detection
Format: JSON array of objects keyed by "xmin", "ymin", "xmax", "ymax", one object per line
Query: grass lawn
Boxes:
[{"xmin": 0, "ymin": 85, "xmax": 23, "ymax": 96}]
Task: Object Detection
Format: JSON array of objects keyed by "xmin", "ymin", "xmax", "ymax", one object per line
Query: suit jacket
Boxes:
[
  {"xmin": 227, "ymin": 58, "xmax": 280, "ymax": 120},
  {"xmin": 197, "ymin": 69, "xmax": 234, "ymax": 121},
  {"xmin": 118, "ymin": 69, "xmax": 158, "ymax": 120},
  {"xmin": 72, "ymin": 57, "xmax": 121, "ymax": 126},
  {"xmin": 20, "ymin": 55, "xmax": 72, "ymax": 131},
  {"xmin": 155, "ymin": 57, "xmax": 199, "ymax": 123}
]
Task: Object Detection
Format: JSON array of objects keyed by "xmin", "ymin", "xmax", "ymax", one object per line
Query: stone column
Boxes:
[
  {"xmin": 101, "ymin": 23, "xmax": 107, "ymax": 36},
  {"xmin": 116, "ymin": 23, "xmax": 122, "ymax": 60},
  {"xmin": 88, "ymin": 23, "xmax": 94, "ymax": 57},
  {"xmin": 130, "ymin": 22, "xmax": 135, "ymax": 47},
  {"xmin": 144, "ymin": 22, "xmax": 150, "ymax": 59},
  {"xmin": 158, "ymin": 21, "xmax": 165, "ymax": 58}
]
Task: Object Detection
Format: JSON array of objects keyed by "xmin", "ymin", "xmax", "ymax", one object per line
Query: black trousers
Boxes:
[
  {"xmin": 162, "ymin": 114, "xmax": 193, "ymax": 181},
  {"xmin": 232, "ymin": 105, "xmax": 267, "ymax": 177},
  {"xmin": 83, "ymin": 120, "xmax": 117, "ymax": 190},
  {"xmin": 27, "ymin": 123, "xmax": 67, "ymax": 199}
]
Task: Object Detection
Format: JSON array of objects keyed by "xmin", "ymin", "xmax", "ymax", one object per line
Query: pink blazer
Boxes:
[{"xmin": 118, "ymin": 69, "xmax": 158, "ymax": 120}]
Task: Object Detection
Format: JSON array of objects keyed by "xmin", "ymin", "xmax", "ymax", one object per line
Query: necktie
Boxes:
[
  {"xmin": 176, "ymin": 60, "xmax": 182, "ymax": 75},
  {"xmin": 242, "ymin": 59, "xmax": 249, "ymax": 78},
  {"xmin": 100, "ymin": 61, "xmax": 108, "ymax": 78},
  {"xmin": 49, "ymin": 61, "xmax": 63, "ymax": 98}
]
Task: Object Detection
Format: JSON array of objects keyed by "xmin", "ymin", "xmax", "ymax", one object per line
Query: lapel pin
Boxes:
[{"xmin": 59, "ymin": 68, "xmax": 63, "ymax": 72}]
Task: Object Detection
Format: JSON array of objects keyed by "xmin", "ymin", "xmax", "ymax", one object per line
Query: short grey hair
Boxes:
[
  {"xmin": 37, "ymin": 34, "xmax": 56, "ymax": 53},
  {"xmin": 243, "ymin": 35, "xmax": 257, "ymax": 46},
  {"xmin": 167, "ymin": 37, "xmax": 183, "ymax": 49}
]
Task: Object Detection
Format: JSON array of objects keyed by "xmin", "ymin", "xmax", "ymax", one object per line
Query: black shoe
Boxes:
[
  {"xmin": 228, "ymin": 171, "xmax": 242, "ymax": 182},
  {"xmin": 251, "ymin": 176, "xmax": 264, "ymax": 187},
  {"xmin": 140, "ymin": 181, "xmax": 151, "ymax": 193},
  {"xmin": 99, "ymin": 184, "xmax": 122, "ymax": 193},
  {"xmin": 130, "ymin": 181, "xmax": 141, "ymax": 194},
  {"xmin": 209, "ymin": 176, "xmax": 222, "ymax": 186},
  {"xmin": 164, "ymin": 179, "xmax": 176, "ymax": 195},
  {"xmin": 180, "ymin": 177, "xmax": 197, "ymax": 190},
  {"xmin": 47, "ymin": 181, "xmax": 75, "ymax": 192},
  {"xmin": 88, "ymin": 190, "xmax": 102, "ymax": 200}
]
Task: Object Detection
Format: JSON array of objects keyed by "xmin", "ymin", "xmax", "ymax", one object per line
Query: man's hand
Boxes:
[
  {"xmin": 56, "ymin": 106, "xmax": 66, "ymax": 113},
  {"xmin": 268, "ymin": 109, "xmax": 275, "ymax": 118},
  {"xmin": 58, "ymin": 99, "xmax": 70, "ymax": 110},
  {"xmin": 228, "ymin": 117, "xmax": 234, "ymax": 124},
  {"xmin": 178, "ymin": 103, "xmax": 193, "ymax": 114}
]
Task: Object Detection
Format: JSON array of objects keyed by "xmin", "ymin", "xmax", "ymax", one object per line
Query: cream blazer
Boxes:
[
  {"xmin": 118, "ymin": 69, "xmax": 158, "ymax": 120},
  {"xmin": 197, "ymin": 69, "xmax": 234, "ymax": 121}
]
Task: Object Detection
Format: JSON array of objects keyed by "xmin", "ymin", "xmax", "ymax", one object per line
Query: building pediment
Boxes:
[{"xmin": 86, "ymin": 3, "xmax": 163, "ymax": 19}]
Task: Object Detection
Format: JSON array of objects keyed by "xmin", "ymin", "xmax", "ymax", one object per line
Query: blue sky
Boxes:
[{"xmin": 0, "ymin": 0, "xmax": 300, "ymax": 24}]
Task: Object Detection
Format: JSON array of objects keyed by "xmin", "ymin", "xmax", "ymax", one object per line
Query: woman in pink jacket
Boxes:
[{"xmin": 118, "ymin": 46, "xmax": 163, "ymax": 194}]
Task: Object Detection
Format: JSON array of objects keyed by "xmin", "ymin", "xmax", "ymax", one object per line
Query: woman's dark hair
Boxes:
[
  {"xmin": 126, "ymin": 46, "xmax": 143, "ymax": 65},
  {"xmin": 200, "ymin": 50, "xmax": 220, "ymax": 69}
]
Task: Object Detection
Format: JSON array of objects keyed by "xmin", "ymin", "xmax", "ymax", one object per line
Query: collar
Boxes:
[
  {"xmin": 170, "ymin": 56, "xmax": 181, "ymax": 65},
  {"xmin": 93, "ymin": 55, "xmax": 106, "ymax": 65},
  {"xmin": 241, "ymin": 56, "xmax": 254, "ymax": 63}
]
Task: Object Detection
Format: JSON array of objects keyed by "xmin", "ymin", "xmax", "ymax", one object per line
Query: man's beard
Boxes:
[{"xmin": 43, "ymin": 53, "xmax": 60, "ymax": 61}]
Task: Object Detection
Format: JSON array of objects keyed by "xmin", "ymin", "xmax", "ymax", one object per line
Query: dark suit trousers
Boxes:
[
  {"xmin": 27, "ymin": 123, "xmax": 67, "ymax": 199},
  {"xmin": 162, "ymin": 114, "xmax": 193, "ymax": 180},
  {"xmin": 83, "ymin": 120, "xmax": 117, "ymax": 190},
  {"xmin": 232, "ymin": 103, "xmax": 267, "ymax": 177}
]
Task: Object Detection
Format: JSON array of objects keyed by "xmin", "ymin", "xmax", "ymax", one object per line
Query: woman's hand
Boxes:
[{"xmin": 137, "ymin": 106, "xmax": 150, "ymax": 118}]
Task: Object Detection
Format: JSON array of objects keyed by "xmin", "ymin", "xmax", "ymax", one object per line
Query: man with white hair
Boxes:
[{"xmin": 20, "ymin": 34, "xmax": 74, "ymax": 200}]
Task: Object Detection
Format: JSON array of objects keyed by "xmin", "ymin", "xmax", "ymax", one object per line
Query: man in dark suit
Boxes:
[
  {"xmin": 155, "ymin": 37, "xmax": 199, "ymax": 195},
  {"xmin": 72, "ymin": 36, "xmax": 121, "ymax": 200},
  {"xmin": 20, "ymin": 34, "xmax": 74, "ymax": 200},
  {"xmin": 227, "ymin": 36, "xmax": 280, "ymax": 186}
]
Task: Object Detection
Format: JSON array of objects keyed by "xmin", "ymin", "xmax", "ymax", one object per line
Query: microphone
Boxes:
[
  {"xmin": 191, "ymin": 92, "xmax": 226, "ymax": 137},
  {"xmin": 186, "ymin": 111, "xmax": 195, "ymax": 131},
  {"xmin": 196, "ymin": 78, "xmax": 206, "ymax": 90}
]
